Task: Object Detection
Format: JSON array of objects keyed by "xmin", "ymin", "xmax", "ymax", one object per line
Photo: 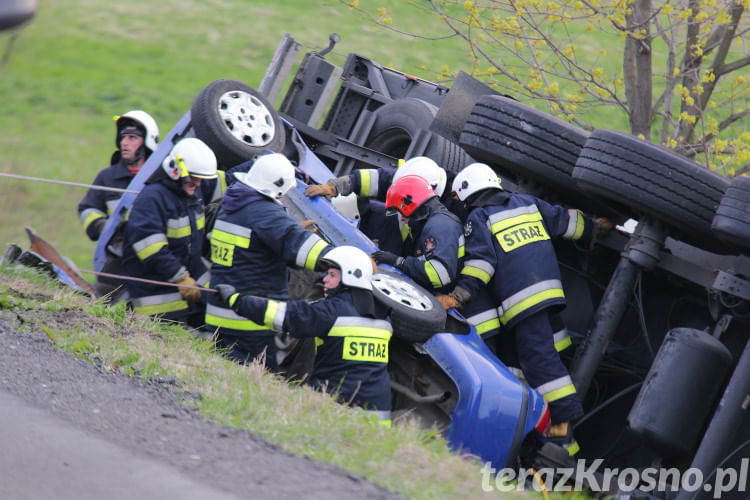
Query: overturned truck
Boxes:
[{"xmin": 97, "ymin": 34, "xmax": 750, "ymax": 497}]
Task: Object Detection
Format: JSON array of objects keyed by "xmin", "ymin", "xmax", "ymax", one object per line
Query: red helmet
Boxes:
[{"xmin": 385, "ymin": 174, "xmax": 437, "ymax": 217}]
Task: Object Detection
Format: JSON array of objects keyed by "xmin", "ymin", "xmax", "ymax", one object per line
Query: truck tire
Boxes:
[
  {"xmin": 573, "ymin": 130, "xmax": 729, "ymax": 248},
  {"xmin": 191, "ymin": 79, "xmax": 286, "ymax": 168},
  {"xmin": 371, "ymin": 270, "xmax": 446, "ymax": 343},
  {"xmin": 711, "ymin": 176, "xmax": 750, "ymax": 251},
  {"xmin": 458, "ymin": 95, "xmax": 613, "ymax": 211},
  {"xmin": 366, "ymin": 98, "xmax": 473, "ymax": 174}
]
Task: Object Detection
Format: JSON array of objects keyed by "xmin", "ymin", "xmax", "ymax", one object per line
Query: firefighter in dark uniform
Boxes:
[
  {"xmin": 78, "ymin": 110, "xmax": 159, "ymax": 298},
  {"xmin": 371, "ymin": 175, "xmax": 463, "ymax": 296},
  {"xmin": 215, "ymin": 245, "xmax": 393, "ymax": 424},
  {"xmin": 121, "ymin": 138, "xmax": 217, "ymax": 325},
  {"xmin": 305, "ymin": 156, "xmax": 467, "ymax": 250},
  {"xmin": 437, "ymin": 162, "xmax": 613, "ymax": 456},
  {"xmin": 205, "ymin": 153, "xmax": 332, "ymax": 371}
]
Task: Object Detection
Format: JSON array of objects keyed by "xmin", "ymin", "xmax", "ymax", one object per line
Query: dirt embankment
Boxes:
[{"xmin": 0, "ymin": 310, "xmax": 400, "ymax": 500}]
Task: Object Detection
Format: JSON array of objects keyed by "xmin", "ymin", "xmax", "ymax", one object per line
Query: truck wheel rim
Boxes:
[
  {"xmin": 216, "ymin": 90, "xmax": 276, "ymax": 147},
  {"xmin": 372, "ymin": 273, "xmax": 434, "ymax": 312}
]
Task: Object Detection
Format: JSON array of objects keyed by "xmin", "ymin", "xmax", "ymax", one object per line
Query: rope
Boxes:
[{"xmin": 0, "ymin": 172, "xmax": 140, "ymax": 194}]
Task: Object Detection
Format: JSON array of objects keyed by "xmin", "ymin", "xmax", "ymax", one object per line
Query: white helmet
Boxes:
[
  {"xmin": 451, "ymin": 162, "xmax": 502, "ymax": 201},
  {"xmin": 162, "ymin": 138, "xmax": 218, "ymax": 180},
  {"xmin": 235, "ymin": 153, "xmax": 297, "ymax": 203},
  {"xmin": 319, "ymin": 245, "xmax": 374, "ymax": 291},
  {"xmin": 116, "ymin": 110, "xmax": 159, "ymax": 153},
  {"xmin": 331, "ymin": 193, "xmax": 361, "ymax": 221},
  {"xmin": 393, "ymin": 156, "xmax": 447, "ymax": 197}
]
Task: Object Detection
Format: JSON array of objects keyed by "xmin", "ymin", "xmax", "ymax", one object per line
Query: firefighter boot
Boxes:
[{"xmin": 548, "ymin": 421, "xmax": 580, "ymax": 456}]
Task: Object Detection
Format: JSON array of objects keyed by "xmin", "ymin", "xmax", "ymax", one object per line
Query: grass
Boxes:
[
  {"xmin": 0, "ymin": 0, "xmax": 469, "ymax": 270},
  {"xmin": 0, "ymin": 265, "xmax": 527, "ymax": 499}
]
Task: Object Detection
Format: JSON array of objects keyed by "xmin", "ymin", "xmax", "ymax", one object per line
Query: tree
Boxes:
[{"xmin": 344, "ymin": 0, "xmax": 750, "ymax": 175}]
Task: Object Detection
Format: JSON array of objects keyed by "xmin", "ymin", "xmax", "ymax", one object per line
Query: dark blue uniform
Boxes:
[
  {"xmin": 231, "ymin": 289, "xmax": 393, "ymax": 417},
  {"xmin": 401, "ymin": 200, "xmax": 464, "ymax": 295},
  {"xmin": 121, "ymin": 178, "xmax": 209, "ymax": 323},
  {"xmin": 205, "ymin": 181, "xmax": 331, "ymax": 370},
  {"xmin": 78, "ymin": 159, "xmax": 136, "ymax": 241},
  {"xmin": 456, "ymin": 190, "xmax": 593, "ymax": 423}
]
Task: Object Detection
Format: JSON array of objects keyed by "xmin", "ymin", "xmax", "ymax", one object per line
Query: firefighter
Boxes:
[
  {"xmin": 78, "ymin": 110, "xmax": 159, "ymax": 299},
  {"xmin": 205, "ymin": 153, "xmax": 332, "ymax": 371},
  {"xmin": 306, "ymin": 156, "xmax": 453, "ymax": 257},
  {"xmin": 371, "ymin": 175, "xmax": 463, "ymax": 296},
  {"xmin": 78, "ymin": 110, "xmax": 160, "ymax": 242},
  {"xmin": 121, "ymin": 138, "xmax": 217, "ymax": 326},
  {"xmin": 214, "ymin": 245, "xmax": 393, "ymax": 424},
  {"xmin": 437, "ymin": 162, "xmax": 613, "ymax": 456}
]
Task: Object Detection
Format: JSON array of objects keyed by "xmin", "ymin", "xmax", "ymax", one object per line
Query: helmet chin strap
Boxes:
[{"xmin": 124, "ymin": 145, "xmax": 145, "ymax": 167}]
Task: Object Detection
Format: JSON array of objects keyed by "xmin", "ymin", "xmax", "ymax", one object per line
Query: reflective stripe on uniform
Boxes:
[
  {"xmin": 195, "ymin": 270, "xmax": 210, "ymax": 287},
  {"xmin": 564, "ymin": 440, "xmax": 580, "ymax": 456},
  {"xmin": 553, "ymin": 327, "xmax": 572, "ymax": 351},
  {"xmin": 458, "ymin": 235, "xmax": 465, "ymax": 259},
  {"xmin": 205, "ymin": 303, "xmax": 271, "ymax": 331},
  {"xmin": 196, "ymin": 214, "xmax": 205, "ymax": 231},
  {"xmin": 562, "ymin": 209, "xmax": 585, "ymax": 240},
  {"xmin": 424, "ymin": 258, "xmax": 451, "ymax": 288},
  {"xmin": 460, "ymin": 259, "xmax": 495, "ymax": 284},
  {"xmin": 133, "ymin": 233, "xmax": 168, "ymax": 261},
  {"xmin": 105, "ymin": 198, "xmax": 121, "ymax": 216},
  {"xmin": 328, "ymin": 317, "xmax": 393, "ymax": 340},
  {"xmin": 212, "ymin": 220, "xmax": 251, "ymax": 248},
  {"xmin": 366, "ymin": 410, "xmax": 392, "ymax": 427},
  {"xmin": 296, "ymin": 234, "xmax": 328, "ymax": 271},
  {"xmin": 489, "ymin": 204, "xmax": 541, "ymax": 234},
  {"xmin": 80, "ymin": 208, "xmax": 106, "ymax": 229},
  {"xmin": 263, "ymin": 300, "xmax": 287, "ymax": 332},
  {"xmin": 466, "ymin": 308, "xmax": 501, "ymax": 335},
  {"xmin": 358, "ymin": 169, "xmax": 379, "ymax": 197},
  {"xmin": 535, "ymin": 375, "xmax": 577, "ymax": 402},
  {"xmin": 207, "ymin": 171, "xmax": 226, "ymax": 203},
  {"xmin": 166, "ymin": 216, "xmax": 191, "ymax": 239},
  {"xmin": 400, "ymin": 221, "xmax": 411, "ymax": 241},
  {"xmin": 131, "ymin": 292, "xmax": 187, "ymax": 316},
  {"xmin": 498, "ymin": 279, "xmax": 564, "ymax": 325},
  {"xmin": 328, "ymin": 316, "xmax": 392, "ymax": 364}
]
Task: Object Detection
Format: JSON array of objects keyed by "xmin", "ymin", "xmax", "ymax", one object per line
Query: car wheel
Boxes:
[
  {"xmin": 573, "ymin": 129, "xmax": 730, "ymax": 249},
  {"xmin": 458, "ymin": 95, "xmax": 615, "ymax": 216},
  {"xmin": 371, "ymin": 270, "xmax": 446, "ymax": 342},
  {"xmin": 711, "ymin": 176, "xmax": 750, "ymax": 251},
  {"xmin": 365, "ymin": 98, "xmax": 473, "ymax": 175},
  {"xmin": 191, "ymin": 79, "xmax": 286, "ymax": 168}
]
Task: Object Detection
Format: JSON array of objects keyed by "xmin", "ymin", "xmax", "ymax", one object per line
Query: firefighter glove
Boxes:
[
  {"xmin": 300, "ymin": 219, "xmax": 318, "ymax": 233},
  {"xmin": 215, "ymin": 284, "xmax": 240, "ymax": 309},
  {"xmin": 176, "ymin": 274, "xmax": 201, "ymax": 303},
  {"xmin": 371, "ymin": 250, "xmax": 405, "ymax": 269},
  {"xmin": 303, "ymin": 182, "xmax": 337, "ymax": 199},
  {"xmin": 594, "ymin": 217, "xmax": 614, "ymax": 233},
  {"xmin": 436, "ymin": 294, "xmax": 460, "ymax": 311}
]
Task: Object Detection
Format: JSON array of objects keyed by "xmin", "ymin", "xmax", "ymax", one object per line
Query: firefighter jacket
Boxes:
[
  {"xmin": 402, "ymin": 198, "xmax": 464, "ymax": 295},
  {"xmin": 78, "ymin": 159, "xmax": 137, "ymax": 241},
  {"xmin": 205, "ymin": 181, "xmax": 331, "ymax": 333},
  {"xmin": 121, "ymin": 178, "xmax": 209, "ymax": 319},
  {"xmin": 456, "ymin": 190, "xmax": 593, "ymax": 329},
  {"xmin": 231, "ymin": 288, "xmax": 393, "ymax": 412}
]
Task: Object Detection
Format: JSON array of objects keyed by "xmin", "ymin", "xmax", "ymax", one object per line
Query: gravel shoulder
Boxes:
[{"xmin": 0, "ymin": 313, "xmax": 400, "ymax": 500}]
